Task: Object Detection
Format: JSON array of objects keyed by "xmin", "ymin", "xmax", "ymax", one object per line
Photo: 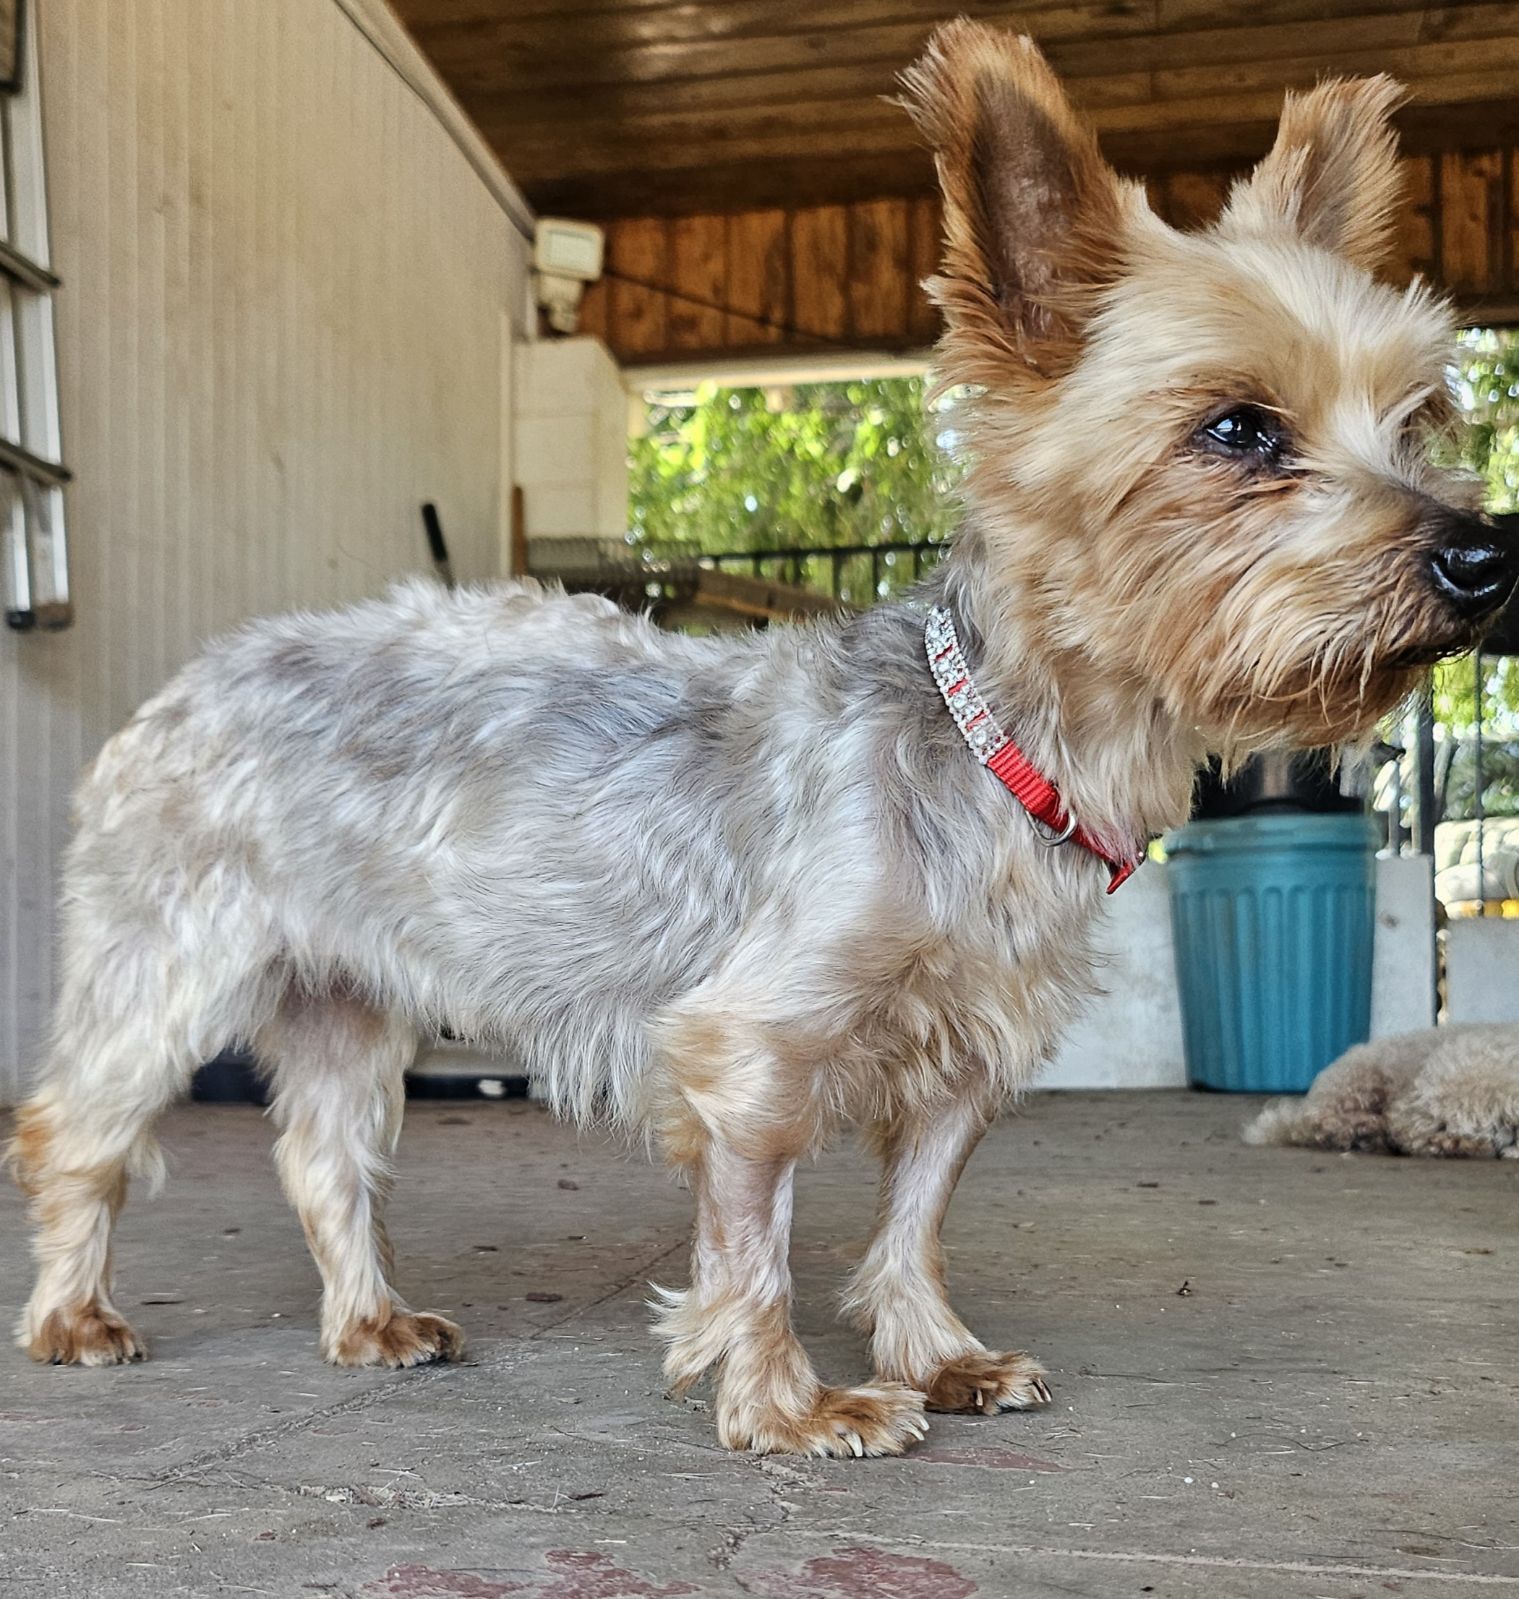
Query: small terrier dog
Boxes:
[{"xmin": 10, "ymin": 25, "xmax": 1516, "ymax": 1457}]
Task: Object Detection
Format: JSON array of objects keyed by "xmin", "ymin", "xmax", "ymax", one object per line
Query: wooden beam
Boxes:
[
  {"xmin": 395, "ymin": 0, "xmax": 1519, "ymax": 219},
  {"xmin": 522, "ymin": 95, "xmax": 1519, "ymax": 220},
  {"xmin": 790, "ymin": 206, "xmax": 850, "ymax": 344},
  {"xmin": 906, "ymin": 196, "xmax": 942, "ymax": 346},
  {"xmin": 667, "ymin": 214, "xmax": 728, "ymax": 350},
  {"xmin": 1156, "ymin": 169, "xmax": 1231, "ymax": 228},
  {"xmin": 403, "ymin": 0, "xmax": 1428, "ymax": 26},
  {"xmin": 405, "ymin": 0, "xmax": 1169, "ymax": 58},
  {"xmin": 1440, "ymin": 149, "xmax": 1505, "ymax": 295},
  {"xmin": 417, "ymin": 4, "xmax": 1518, "ymax": 98},
  {"xmin": 1155, "ymin": 34, "xmax": 1519, "ymax": 100},
  {"xmin": 847, "ymin": 199, "xmax": 910, "ymax": 342},
  {"xmin": 484, "ymin": 61, "xmax": 1519, "ymax": 204},
  {"xmin": 405, "ymin": 2, "xmax": 1169, "ymax": 93},
  {"xmin": 724, "ymin": 209, "xmax": 790, "ymax": 346},
  {"xmin": 680, "ymin": 567, "xmax": 847, "ymax": 623},
  {"xmin": 607, "ymin": 217, "xmax": 671, "ymax": 357},
  {"xmin": 1396, "ymin": 153, "xmax": 1438, "ymax": 285}
]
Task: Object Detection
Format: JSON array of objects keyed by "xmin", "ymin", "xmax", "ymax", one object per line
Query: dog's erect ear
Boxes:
[
  {"xmin": 1220, "ymin": 76, "xmax": 1405, "ymax": 271},
  {"xmin": 899, "ymin": 23, "xmax": 1125, "ymax": 379}
]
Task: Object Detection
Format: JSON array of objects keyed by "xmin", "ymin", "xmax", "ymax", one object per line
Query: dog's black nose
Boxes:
[{"xmin": 1429, "ymin": 517, "xmax": 1519, "ymax": 618}]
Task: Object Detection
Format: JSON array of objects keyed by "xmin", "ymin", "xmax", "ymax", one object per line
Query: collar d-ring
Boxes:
[{"xmin": 1029, "ymin": 811, "xmax": 1079, "ymax": 847}]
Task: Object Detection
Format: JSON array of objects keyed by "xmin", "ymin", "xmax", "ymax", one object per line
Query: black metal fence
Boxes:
[{"xmin": 701, "ymin": 540, "xmax": 949, "ymax": 606}]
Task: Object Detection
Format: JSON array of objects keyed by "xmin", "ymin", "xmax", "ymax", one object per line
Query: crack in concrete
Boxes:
[
  {"xmin": 157, "ymin": 1361, "xmax": 464, "ymax": 1483},
  {"xmin": 292, "ymin": 1479, "xmax": 591, "ymax": 1517},
  {"xmin": 707, "ymin": 1455, "xmax": 809, "ymax": 1574},
  {"xmin": 13, "ymin": 1456, "xmax": 621, "ymax": 1528},
  {"xmin": 153, "ymin": 1230, "xmax": 692, "ymax": 1483},
  {"xmin": 535, "ymin": 1233, "xmax": 690, "ymax": 1340},
  {"xmin": 778, "ymin": 1529, "xmax": 1519, "ymax": 1587}
]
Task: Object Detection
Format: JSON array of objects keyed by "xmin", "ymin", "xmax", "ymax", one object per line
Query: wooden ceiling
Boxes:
[{"xmin": 392, "ymin": 0, "xmax": 1519, "ymax": 219}]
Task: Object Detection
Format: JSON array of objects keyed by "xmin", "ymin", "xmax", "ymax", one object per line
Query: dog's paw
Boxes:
[
  {"xmin": 1417, "ymin": 1128, "xmax": 1504, "ymax": 1159},
  {"xmin": 24, "ymin": 1305, "xmax": 146, "ymax": 1366},
  {"xmin": 922, "ymin": 1349, "xmax": 1051, "ymax": 1414},
  {"xmin": 328, "ymin": 1309, "xmax": 465, "ymax": 1369},
  {"xmin": 722, "ymin": 1381, "xmax": 930, "ymax": 1458}
]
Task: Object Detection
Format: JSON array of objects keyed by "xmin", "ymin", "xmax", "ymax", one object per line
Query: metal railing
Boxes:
[{"xmin": 701, "ymin": 539, "xmax": 949, "ymax": 606}]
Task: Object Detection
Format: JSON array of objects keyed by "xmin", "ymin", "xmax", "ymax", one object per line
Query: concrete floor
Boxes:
[{"xmin": 1, "ymin": 1092, "xmax": 1515, "ymax": 1599}]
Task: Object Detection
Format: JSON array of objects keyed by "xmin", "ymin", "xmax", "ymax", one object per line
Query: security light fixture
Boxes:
[{"xmin": 533, "ymin": 217, "xmax": 605, "ymax": 335}]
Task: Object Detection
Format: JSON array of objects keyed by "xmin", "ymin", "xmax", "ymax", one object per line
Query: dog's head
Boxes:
[{"xmin": 903, "ymin": 23, "xmax": 1517, "ymax": 750}]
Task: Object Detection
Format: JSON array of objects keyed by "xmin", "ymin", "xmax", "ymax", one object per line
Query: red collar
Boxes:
[{"xmin": 924, "ymin": 606, "xmax": 1141, "ymax": 894}]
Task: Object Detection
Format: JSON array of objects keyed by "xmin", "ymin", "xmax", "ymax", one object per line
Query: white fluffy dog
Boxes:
[{"xmin": 1245, "ymin": 1025, "xmax": 1519, "ymax": 1157}]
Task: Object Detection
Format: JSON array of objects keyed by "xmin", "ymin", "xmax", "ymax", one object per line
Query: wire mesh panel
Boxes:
[{"xmin": 0, "ymin": 0, "xmax": 69, "ymax": 631}]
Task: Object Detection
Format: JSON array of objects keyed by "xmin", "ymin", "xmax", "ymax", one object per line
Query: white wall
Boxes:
[
  {"xmin": 513, "ymin": 338, "xmax": 631, "ymax": 541},
  {"xmin": 0, "ymin": 0, "xmax": 533, "ymax": 1099},
  {"xmin": 1044, "ymin": 869, "xmax": 1186, "ymax": 1088},
  {"xmin": 1445, "ymin": 917, "xmax": 1519, "ymax": 1023},
  {"xmin": 1370, "ymin": 855, "xmax": 1439, "ymax": 1036},
  {"xmin": 1045, "ymin": 855, "xmax": 1438, "ymax": 1089}
]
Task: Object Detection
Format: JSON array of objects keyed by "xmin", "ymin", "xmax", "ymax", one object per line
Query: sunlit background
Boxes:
[{"xmin": 629, "ymin": 331, "xmax": 1519, "ymax": 914}]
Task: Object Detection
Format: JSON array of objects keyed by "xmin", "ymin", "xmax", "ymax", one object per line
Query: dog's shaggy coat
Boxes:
[
  {"xmin": 10, "ymin": 26, "xmax": 1514, "ymax": 1455},
  {"xmin": 1245, "ymin": 1025, "xmax": 1519, "ymax": 1157}
]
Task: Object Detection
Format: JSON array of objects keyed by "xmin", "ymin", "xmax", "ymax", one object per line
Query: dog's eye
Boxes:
[{"xmin": 1199, "ymin": 406, "xmax": 1286, "ymax": 462}]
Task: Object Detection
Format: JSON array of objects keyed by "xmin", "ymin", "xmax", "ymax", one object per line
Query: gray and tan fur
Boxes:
[
  {"xmin": 1246, "ymin": 1026, "xmax": 1519, "ymax": 1157},
  {"xmin": 10, "ymin": 25, "xmax": 1516, "ymax": 1457}
]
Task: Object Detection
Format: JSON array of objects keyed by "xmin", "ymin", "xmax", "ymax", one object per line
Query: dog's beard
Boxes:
[{"xmin": 1181, "ymin": 638, "xmax": 1429, "ymax": 753}]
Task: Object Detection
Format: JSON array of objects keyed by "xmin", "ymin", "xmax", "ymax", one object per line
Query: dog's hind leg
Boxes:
[
  {"xmin": 257, "ymin": 988, "xmax": 462, "ymax": 1368},
  {"xmin": 843, "ymin": 1091, "xmax": 1052, "ymax": 1414},
  {"xmin": 12, "ymin": 1040, "xmax": 167, "ymax": 1364},
  {"xmin": 12, "ymin": 951, "xmax": 268, "ymax": 1365}
]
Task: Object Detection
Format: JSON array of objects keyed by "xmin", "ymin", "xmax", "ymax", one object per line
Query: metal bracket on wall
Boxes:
[{"xmin": 0, "ymin": 0, "xmax": 70, "ymax": 632}]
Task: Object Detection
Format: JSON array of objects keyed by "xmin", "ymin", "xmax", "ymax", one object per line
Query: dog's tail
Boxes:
[
  {"xmin": 1242, "ymin": 1097, "xmax": 1312, "ymax": 1147},
  {"xmin": 1243, "ymin": 1069, "xmax": 1396, "ymax": 1152}
]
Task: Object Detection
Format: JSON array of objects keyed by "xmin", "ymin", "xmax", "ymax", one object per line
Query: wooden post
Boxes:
[{"xmin": 510, "ymin": 484, "xmax": 528, "ymax": 578}]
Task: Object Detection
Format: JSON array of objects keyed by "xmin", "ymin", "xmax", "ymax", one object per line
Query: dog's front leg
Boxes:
[
  {"xmin": 843, "ymin": 1090, "xmax": 1052, "ymax": 1414},
  {"xmin": 654, "ymin": 1135, "xmax": 928, "ymax": 1457}
]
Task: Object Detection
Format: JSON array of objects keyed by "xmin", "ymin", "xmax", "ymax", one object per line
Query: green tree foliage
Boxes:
[
  {"xmin": 628, "ymin": 377, "xmax": 962, "ymax": 602},
  {"xmin": 1433, "ymin": 327, "xmax": 1519, "ymax": 735},
  {"xmin": 1451, "ymin": 326, "xmax": 1519, "ymax": 513},
  {"xmin": 628, "ymin": 351, "xmax": 1519, "ymax": 790}
]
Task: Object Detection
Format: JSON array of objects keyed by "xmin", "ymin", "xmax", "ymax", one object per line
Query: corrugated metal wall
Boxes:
[{"xmin": 0, "ymin": 0, "xmax": 532, "ymax": 1098}]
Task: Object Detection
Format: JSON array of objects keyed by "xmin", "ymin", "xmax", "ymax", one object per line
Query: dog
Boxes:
[
  {"xmin": 1246, "ymin": 1025, "xmax": 1519, "ymax": 1157},
  {"xmin": 9, "ymin": 24, "xmax": 1516, "ymax": 1458}
]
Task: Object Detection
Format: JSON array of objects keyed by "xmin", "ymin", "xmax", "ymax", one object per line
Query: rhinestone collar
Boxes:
[{"xmin": 924, "ymin": 605, "xmax": 1141, "ymax": 893}]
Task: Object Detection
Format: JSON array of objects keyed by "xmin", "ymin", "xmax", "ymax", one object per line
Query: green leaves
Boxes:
[
  {"xmin": 628, "ymin": 376, "xmax": 963, "ymax": 601},
  {"xmin": 1452, "ymin": 328, "xmax": 1519, "ymax": 512},
  {"xmin": 1433, "ymin": 329, "xmax": 1519, "ymax": 734}
]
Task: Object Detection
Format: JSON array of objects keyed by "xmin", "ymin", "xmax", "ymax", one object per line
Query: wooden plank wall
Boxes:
[{"xmin": 579, "ymin": 150, "xmax": 1519, "ymax": 365}]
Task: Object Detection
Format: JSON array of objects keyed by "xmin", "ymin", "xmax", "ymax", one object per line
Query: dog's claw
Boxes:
[
  {"xmin": 924, "ymin": 1351, "xmax": 1051, "ymax": 1414},
  {"xmin": 727, "ymin": 1383, "xmax": 927, "ymax": 1458}
]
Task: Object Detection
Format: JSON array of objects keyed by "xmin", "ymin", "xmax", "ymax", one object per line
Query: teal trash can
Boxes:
[{"xmin": 1165, "ymin": 812, "xmax": 1377, "ymax": 1092}]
